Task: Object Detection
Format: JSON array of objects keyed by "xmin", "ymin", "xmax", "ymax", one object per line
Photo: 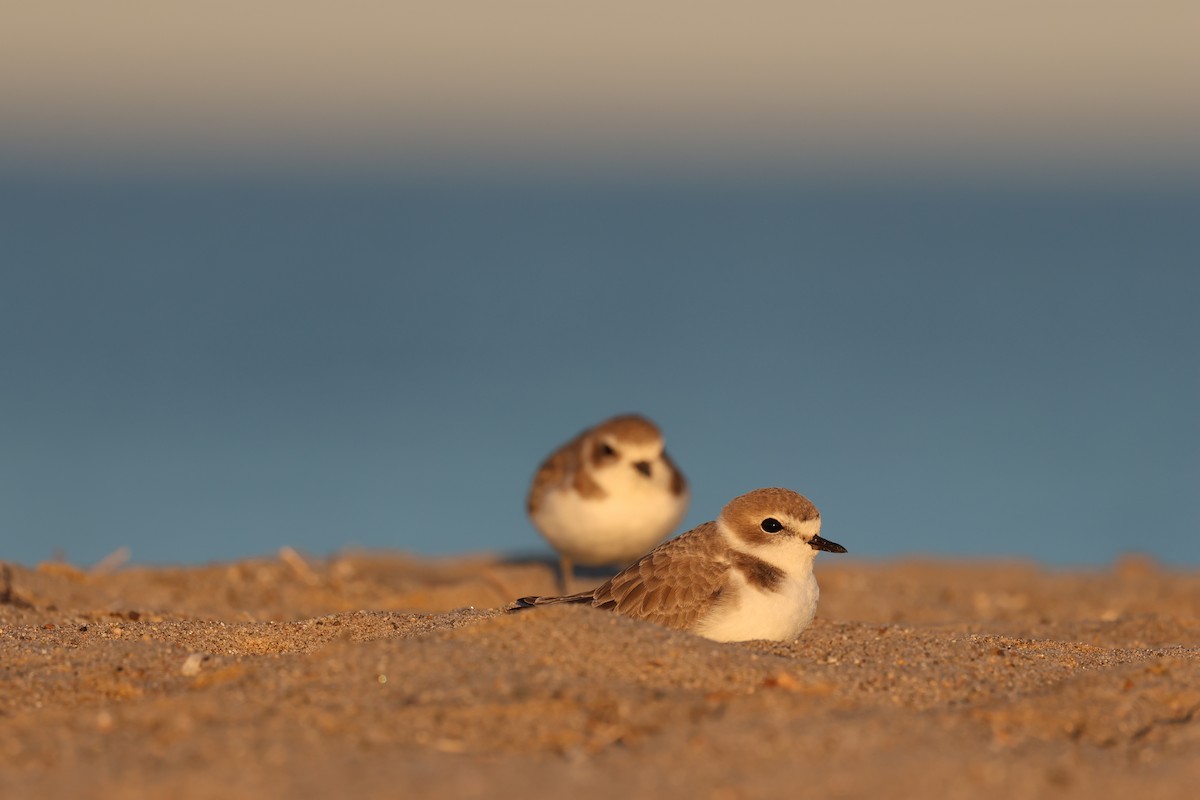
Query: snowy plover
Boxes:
[
  {"xmin": 514, "ymin": 487, "xmax": 846, "ymax": 642},
  {"xmin": 527, "ymin": 414, "xmax": 689, "ymax": 591}
]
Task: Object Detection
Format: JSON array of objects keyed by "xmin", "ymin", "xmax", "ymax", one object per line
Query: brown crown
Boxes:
[
  {"xmin": 590, "ymin": 414, "xmax": 663, "ymax": 445},
  {"xmin": 720, "ymin": 488, "xmax": 821, "ymax": 527}
]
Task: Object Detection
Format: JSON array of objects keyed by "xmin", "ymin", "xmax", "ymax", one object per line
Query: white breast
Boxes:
[{"xmin": 695, "ymin": 570, "xmax": 820, "ymax": 642}]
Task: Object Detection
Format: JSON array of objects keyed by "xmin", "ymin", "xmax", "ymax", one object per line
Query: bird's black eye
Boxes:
[
  {"xmin": 598, "ymin": 443, "xmax": 616, "ymax": 457},
  {"xmin": 760, "ymin": 518, "xmax": 783, "ymax": 533}
]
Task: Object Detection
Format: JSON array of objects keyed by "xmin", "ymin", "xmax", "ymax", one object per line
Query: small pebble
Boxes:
[{"xmin": 181, "ymin": 653, "xmax": 204, "ymax": 677}]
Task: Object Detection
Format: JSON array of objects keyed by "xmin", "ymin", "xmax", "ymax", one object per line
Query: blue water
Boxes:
[{"xmin": 1, "ymin": 172, "xmax": 1197, "ymax": 567}]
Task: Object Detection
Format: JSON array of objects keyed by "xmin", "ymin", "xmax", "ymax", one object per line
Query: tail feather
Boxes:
[{"xmin": 508, "ymin": 591, "xmax": 596, "ymax": 612}]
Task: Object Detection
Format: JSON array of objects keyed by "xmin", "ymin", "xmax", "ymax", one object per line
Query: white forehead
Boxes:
[{"xmin": 785, "ymin": 517, "xmax": 822, "ymax": 535}]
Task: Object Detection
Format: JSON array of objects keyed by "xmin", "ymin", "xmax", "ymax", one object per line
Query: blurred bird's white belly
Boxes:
[{"xmin": 532, "ymin": 486, "xmax": 687, "ymax": 565}]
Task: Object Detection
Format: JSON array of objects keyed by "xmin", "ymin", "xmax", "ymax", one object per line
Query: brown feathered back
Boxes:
[{"xmin": 513, "ymin": 521, "xmax": 732, "ymax": 633}]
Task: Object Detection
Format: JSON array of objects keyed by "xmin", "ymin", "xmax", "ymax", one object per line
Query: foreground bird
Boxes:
[
  {"xmin": 527, "ymin": 414, "xmax": 689, "ymax": 591},
  {"xmin": 513, "ymin": 487, "xmax": 846, "ymax": 642}
]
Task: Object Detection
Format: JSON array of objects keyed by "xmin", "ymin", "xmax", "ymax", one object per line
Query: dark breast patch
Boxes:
[{"xmin": 729, "ymin": 551, "xmax": 785, "ymax": 593}]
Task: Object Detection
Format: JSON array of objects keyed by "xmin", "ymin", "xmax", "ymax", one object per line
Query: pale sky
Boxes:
[{"xmin": 3, "ymin": 2, "xmax": 1199, "ymax": 173}]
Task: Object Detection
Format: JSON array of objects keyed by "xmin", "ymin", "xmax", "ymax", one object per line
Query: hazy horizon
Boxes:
[{"xmin": 3, "ymin": 3, "xmax": 1199, "ymax": 176}]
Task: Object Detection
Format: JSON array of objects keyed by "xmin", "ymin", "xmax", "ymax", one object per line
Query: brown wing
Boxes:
[
  {"xmin": 590, "ymin": 522, "xmax": 730, "ymax": 633},
  {"xmin": 526, "ymin": 429, "xmax": 607, "ymax": 515},
  {"xmin": 662, "ymin": 448, "xmax": 688, "ymax": 497},
  {"xmin": 526, "ymin": 442, "xmax": 574, "ymax": 515}
]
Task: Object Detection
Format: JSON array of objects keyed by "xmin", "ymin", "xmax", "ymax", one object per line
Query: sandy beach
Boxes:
[{"xmin": 2, "ymin": 551, "xmax": 1199, "ymax": 798}]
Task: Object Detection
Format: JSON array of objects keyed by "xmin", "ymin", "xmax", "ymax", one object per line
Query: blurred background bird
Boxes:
[{"xmin": 527, "ymin": 415, "xmax": 689, "ymax": 591}]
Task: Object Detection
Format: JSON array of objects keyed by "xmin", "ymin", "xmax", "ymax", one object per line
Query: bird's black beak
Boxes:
[
  {"xmin": 633, "ymin": 460, "xmax": 652, "ymax": 477},
  {"xmin": 808, "ymin": 535, "xmax": 847, "ymax": 554}
]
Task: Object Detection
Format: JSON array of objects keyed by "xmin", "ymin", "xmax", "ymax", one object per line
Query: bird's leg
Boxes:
[
  {"xmin": 557, "ymin": 555, "xmax": 574, "ymax": 594},
  {"xmin": 0, "ymin": 563, "xmax": 34, "ymax": 609}
]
